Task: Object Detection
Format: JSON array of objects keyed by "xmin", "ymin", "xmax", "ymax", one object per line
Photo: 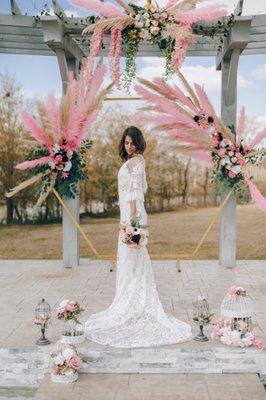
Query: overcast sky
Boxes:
[{"xmin": 1, "ymin": 0, "xmax": 266, "ymax": 126}]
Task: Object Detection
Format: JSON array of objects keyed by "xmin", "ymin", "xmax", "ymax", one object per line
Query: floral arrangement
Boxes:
[
  {"xmin": 6, "ymin": 62, "xmax": 113, "ymax": 205},
  {"xmin": 69, "ymin": 0, "xmax": 227, "ymax": 89},
  {"xmin": 120, "ymin": 218, "xmax": 148, "ymax": 247},
  {"xmin": 57, "ymin": 300, "xmax": 84, "ymax": 324},
  {"xmin": 228, "ymin": 285, "xmax": 246, "ymax": 297},
  {"xmin": 51, "ymin": 345, "xmax": 81, "ymax": 376},
  {"xmin": 211, "ymin": 317, "xmax": 265, "ymax": 349},
  {"xmin": 34, "ymin": 314, "xmax": 50, "ymax": 327},
  {"xmin": 135, "ymin": 73, "xmax": 266, "ymax": 213}
]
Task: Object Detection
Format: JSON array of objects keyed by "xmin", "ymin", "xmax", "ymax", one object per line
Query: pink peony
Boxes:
[
  {"xmin": 69, "ymin": 355, "xmax": 81, "ymax": 370},
  {"xmin": 218, "ymin": 149, "xmax": 226, "ymax": 157},
  {"xmin": 228, "ymin": 170, "xmax": 236, "ymax": 179},
  {"xmin": 150, "ymin": 26, "xmax": 160, "ymax": 35},
  {"xmin": 66, "ymin": 300, "xmax": 78, "ymax": 312},
  {"xmin": 55, "ymin": 155, "xmax": 63, "ymax": 163}
]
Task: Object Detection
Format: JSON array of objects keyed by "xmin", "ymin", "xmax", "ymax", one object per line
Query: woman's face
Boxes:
[{"xmin": 124, "ymin": 135, "xmax": 137, "ymax": 156}]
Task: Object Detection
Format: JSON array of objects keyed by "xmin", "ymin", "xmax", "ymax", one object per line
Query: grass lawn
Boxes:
[{"xmin": 0, "ymin": 204, "xmax": 265, "ymax": 260}]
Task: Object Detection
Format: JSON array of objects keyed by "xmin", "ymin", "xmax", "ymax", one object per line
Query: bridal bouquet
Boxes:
[{"xmin": 120, "ymin": 218, "xmax": 148, "ymax": 247}]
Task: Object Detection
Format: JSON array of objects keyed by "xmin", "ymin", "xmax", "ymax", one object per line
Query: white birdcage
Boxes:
[{"xmin": 220, "ymin": 286, "xmax": 253, "ymax": 330}]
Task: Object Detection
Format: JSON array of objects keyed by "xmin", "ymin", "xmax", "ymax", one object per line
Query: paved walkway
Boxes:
[
  {"xmin": 0, "ymin": 259, "xmax": 265, "ymax": 346},
  {"xmin": 34, "ymin": 373, "xmax": 266, "ymax": 400},
  {"xmin": 0, "ymin": 260, "xmax": 265, "ymax": 399}
]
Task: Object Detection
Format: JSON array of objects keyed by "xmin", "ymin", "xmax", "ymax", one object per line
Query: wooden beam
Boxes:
[
  {"xmin": 41, "ymin": 16, "xmax": 85, "ymax": 62},
  {"xmin": 216, "ymin": 16, "xmax": 252, "ymax": 70},
  {"xmin": 234, "ymin": 0, "xmax": 244, "ymax": 16}
]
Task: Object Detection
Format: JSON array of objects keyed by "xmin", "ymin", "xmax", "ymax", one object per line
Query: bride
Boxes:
[{"xmin": 85, "ymin": 126, "xmax": 192, "ymax": 347}]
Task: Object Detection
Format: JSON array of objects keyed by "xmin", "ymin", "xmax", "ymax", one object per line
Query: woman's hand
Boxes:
[{"xmin": 128, "ymin": 241, "xmax": 141, "ymax": 250}]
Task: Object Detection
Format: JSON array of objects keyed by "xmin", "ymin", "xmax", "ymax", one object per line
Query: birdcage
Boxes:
[
  {"xmin": 192, "ymin": 295, "xmax": 213, "ymax": 341},
  {"xmin": 34, "ymin": 298, "xmax": 51, "ymax": 345},
  {"xmin": 220, "ymin": 286, "xmax": 253, "ymax": 331}
]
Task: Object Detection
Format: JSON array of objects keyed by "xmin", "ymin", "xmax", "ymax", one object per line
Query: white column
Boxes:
[{"xmin": 219, "ymin": 53, "xmax": 239, "ymax": 268}]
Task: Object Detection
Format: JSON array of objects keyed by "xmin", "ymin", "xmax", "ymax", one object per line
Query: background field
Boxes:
[{"xmin": 1, "ymin": 204, "xmax": 265, "ymax": 260}]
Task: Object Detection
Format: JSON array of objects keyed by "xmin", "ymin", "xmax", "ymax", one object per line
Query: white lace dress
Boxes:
[{"xmin": 84, "ymin": 155, "xmax": 192, "ymax": 348}]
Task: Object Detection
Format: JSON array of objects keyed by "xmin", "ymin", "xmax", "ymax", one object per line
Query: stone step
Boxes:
[
  {"xmin": 0, "ymin": 386, "xmax": 36, "ymax": 399},
  {"xmin": 34, "ymin": 373, "xmax": 266, "ymax": 400},
  {"xmin": 1, "ymin": 345, "xmax": 266, "ymax": 387}
]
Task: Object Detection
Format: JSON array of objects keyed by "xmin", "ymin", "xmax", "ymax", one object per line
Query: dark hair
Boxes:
[{"xmin": 119, "ymin": 126, "xmax": 146, "ymax": 161}]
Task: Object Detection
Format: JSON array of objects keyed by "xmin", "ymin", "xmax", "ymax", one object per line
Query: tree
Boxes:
[{"xmin": 0, "ymin": 74, "xmax": 29, "ymax": 224}]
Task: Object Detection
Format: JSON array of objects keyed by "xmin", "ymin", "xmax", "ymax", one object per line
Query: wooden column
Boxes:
[
  {"xmin": 41, "ymin": 14, "xmax": 84, "ymax": 268},
  {"xmin": 61, "ymin": 56, "xmax": 80, "ymax": 268},
  {"xmin": 216, "ymin": 9, "xmax": 251, "ymax": 268}
]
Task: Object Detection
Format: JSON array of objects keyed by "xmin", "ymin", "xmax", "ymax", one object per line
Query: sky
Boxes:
[{"xmin": 1, "ymin": 0, "xmax": 266, "ymax": 125}]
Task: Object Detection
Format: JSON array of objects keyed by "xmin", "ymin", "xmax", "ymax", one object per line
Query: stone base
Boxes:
[{"xmin": 1, "ymin": 344, "xmax": 265, "ymax": 387}]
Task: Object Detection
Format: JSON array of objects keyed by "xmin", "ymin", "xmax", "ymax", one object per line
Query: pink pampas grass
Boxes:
[
  {"xmin": 246, "ymin": 179, "xmax": 266, "ymax": 213},
  {"xmin": 68, "ymin": 0, "xmax": 125, "ymax": 17},
  {"xmin": 20, "ymin": 110, "xmax": 52, "ymax": 147},
  {"xmin": 16, "ymin": 156, "xmax": 52, "ymax": 170}
]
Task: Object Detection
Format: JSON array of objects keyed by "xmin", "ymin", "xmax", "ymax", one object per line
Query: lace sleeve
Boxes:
[{"xmin": 124, "ymin": 156, "xmax": 145, "ymax": 202}]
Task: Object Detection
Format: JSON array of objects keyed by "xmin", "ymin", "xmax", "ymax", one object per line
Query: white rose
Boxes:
[
  {"xmin": 145, "ymin": 20, "xmax": 150, "ymax": 27},
  {"xmin": 143, "ymin": 13, "xmax": 149, "ymax": 19},
  {"xmin": 151, "ymin": 20, "xmax": 158, "ymax": 26},
  {"xmin": 228, "ymin": 151, "xmax": 234, "ymax": 157},
  {"xmin": 54, "ymin": 353, "xmax": 65, "ymax": 365},
  {"xmin": 62, "ymin": 347, "xmax": 76, "ymax": 360},
  {"xmin": 231, "ymin": 165, "xmax": 241, "ymax": 174},
  {"xmin": 220, "ymin": 156, "xmax": 230, "ymax": 166},
  {"xmin": 63, "ymin": 161, "xmax": 72, "ymax": 172},
  {"xmin": 59, "ymin": 299, "xmax": 69, "ymax": 308}
]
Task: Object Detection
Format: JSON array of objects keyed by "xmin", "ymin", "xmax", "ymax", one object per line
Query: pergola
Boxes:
[{"xmin": 1, "ymin": 0, "xmax": 266, "ymax": 268}]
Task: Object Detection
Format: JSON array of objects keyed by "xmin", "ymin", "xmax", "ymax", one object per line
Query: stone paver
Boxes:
[
  {"xmin": 34, "ymin": 373, "xmax": 266, "ymax": 400},
  {"xmin": 0, "ymin": 259, "xmax": 265, "ymax": 347},
  {"xmin": 0, "ymin": 259, "xmax": 266, "ymax": 397}
]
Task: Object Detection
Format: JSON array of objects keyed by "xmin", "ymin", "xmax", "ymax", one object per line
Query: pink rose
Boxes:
[
  {"xmin": 218, "ymin": 149, "xmax": 226, "ymax": 157},
  {"xmin": 228, "ymin": 286, "xmax": 237, "ymax": 296},
  {"xmin": 69, "ymin": 355, "xmax": 81, "ymax": 370},
  {"xmin": 231, "ymin": 157, "xmax": 237, "ymax": 163},
  {"xmin": 66, "ymin": 300, "xmax": 78, "ymax": 312},
  {"xmin": 150, "ymin": 26, "xmax": 160, "ymax": 35},
  {"xmin": 126, "ymin": 226, "xmax": 134, "ymax": 235},
  {"xmin": 55, "ymin": 155, "xmax": 63, "ymax": 163},
  {"xmin": 228, "ymin": 170, "xmax": 236, "ymax": 179}
]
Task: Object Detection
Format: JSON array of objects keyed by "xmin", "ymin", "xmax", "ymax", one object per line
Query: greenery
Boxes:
[{"xmin": 28, "ymin": 139, "xmax": 93, "ymax": 201}]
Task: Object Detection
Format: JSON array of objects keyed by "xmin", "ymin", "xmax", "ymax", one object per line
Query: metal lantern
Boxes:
[
  {"xmin": 35, "ymin": 298, "xmax": 51, "ymax": 345},
  {"xmin": 192, "ymin": 296, "xmax": 213, "ymax": 341}
]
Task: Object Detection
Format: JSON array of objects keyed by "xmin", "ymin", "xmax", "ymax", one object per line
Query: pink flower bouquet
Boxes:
[
  {"xmin": 51, "ymin": 345, "xmax": 82, "ymax": 381},
  {"xmin": 57, "ymin": 300, "xmax": 84, "ymax": 323},
  {"xmin": 120, "ymin": 218, "xmax": 148, "ymax": 248}
]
